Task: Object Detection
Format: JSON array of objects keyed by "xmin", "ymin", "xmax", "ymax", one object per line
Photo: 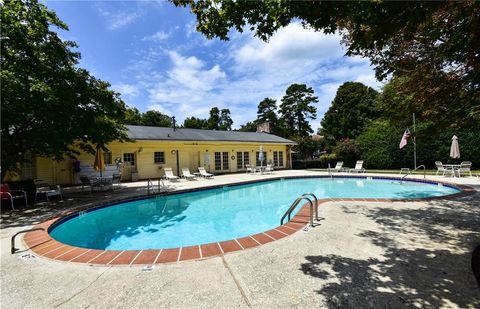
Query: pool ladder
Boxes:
[
  {"xmin": 281, "ymin": 193, "xmax": 319, "ymax": 227},
  {"xmin": 400, "ymin": 165, "xmax": 426, "ymax": 183},
  {"xmin": 147, "ymin": 178, "xmax": 166, "ymax": 194}
]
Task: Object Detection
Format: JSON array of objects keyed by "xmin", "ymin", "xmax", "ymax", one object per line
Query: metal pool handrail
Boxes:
[
  {"xmin": 301, "ymin": 193, "xmax": 319, "ymax": 221},
  {"xmin": 147, "ymin": 178, "xmax": 165, "ymax": 194},
  {"xmin": 401, "ymin": 165, "xmax": 426, "ymax": 183},
  {"xmin": 281, "ymin": 195, "xmax": 314, "ymax": 227}
]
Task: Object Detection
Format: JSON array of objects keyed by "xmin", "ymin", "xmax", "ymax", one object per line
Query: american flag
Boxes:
[{"xmin": 399, "ymin": 128, "xmax": 411, "ymax": 149}]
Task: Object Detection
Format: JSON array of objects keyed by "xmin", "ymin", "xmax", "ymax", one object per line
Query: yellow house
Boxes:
[{"xmin": 27, "ymin": 125, "xmax": 296, "ymax": 185}]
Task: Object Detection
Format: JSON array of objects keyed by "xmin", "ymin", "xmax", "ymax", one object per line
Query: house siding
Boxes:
[{"xmin": 32, "ymin": 140, "xmax": 293, "ymax": 185}]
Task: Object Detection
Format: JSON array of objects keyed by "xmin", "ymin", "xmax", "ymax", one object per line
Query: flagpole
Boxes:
[{"xmin": 413, "ymin": 113, "xmax": 417, "ymax": 169}]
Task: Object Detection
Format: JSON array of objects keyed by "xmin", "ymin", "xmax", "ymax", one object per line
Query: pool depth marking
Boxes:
[{"xmin": 22, "ymin": 176, "xmax": 475, "ymax": 266}]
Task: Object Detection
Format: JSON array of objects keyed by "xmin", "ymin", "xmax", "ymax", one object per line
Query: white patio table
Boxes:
[{"xmin": 443, "ymin": 164, "xmax": 461, "ymax": 177}]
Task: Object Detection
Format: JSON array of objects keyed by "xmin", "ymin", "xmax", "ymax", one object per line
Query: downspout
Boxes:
[
  {"xmin": 288, "ymin": 145, "xmax": 293, "ymax": 169},
  {"xmin": 176, "ymin": 150, "xmax": 180, "ymax": 176}
]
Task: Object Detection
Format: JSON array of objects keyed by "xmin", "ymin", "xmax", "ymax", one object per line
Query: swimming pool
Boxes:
[{"xmin": 49, "ymin": 177, "xmax": 460, "ymax": 251}]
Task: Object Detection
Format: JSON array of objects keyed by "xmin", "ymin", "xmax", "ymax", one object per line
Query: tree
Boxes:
[
  {"xmin": 257, "ymin": 98, "xmax": 278, "ymax": 123},
  {"xmin": 1, "ymin": 0, "xmax": 127, "ymax": 179},
  {"xmin": 219, "ymin": 108, "xmax": 233, "ymax": 130},
  {"xmin": 320, "ymin": 82, "xmax": 378, "ymax": 140},
  {"xmin": 173, "ymin": 1, "xmax": 480, "ymax": 126},
  {"xmin": 141, "ymin": 110, "xmax": 173, "ymax": 127},
  {"xmin": 124, "ymin": 107, "xmax": 143, "ymax": 125},
  {"xmin": 279, "ymin": 84, "xmax": 318, "ymax": 137},
  {"xmin": 237, "ymin": 121, "xmax": 258, "ymax": 132},
  {"xmin": 207, "ymin": 107, "xmax": 220, "ymax": 130},
  {"xmin": 183, "ymin": 116, "xmax": 208, "ymax": 129}
]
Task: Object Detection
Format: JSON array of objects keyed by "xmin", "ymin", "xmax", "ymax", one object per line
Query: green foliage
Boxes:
[
  {"xmin": 207, "ymin": 107, "xmax": 220, "ymax": 130},
  {"xmin": 124, "ymin": 108, "xmax": 172, "ymax": 127},
  {"xmin": 141, "ymin": 111, "xmax": 173, "ymax": 127},
  {"xmin": 319, "ymin": 154, "xmax": 337, "ymax": 166},
  {"xmin": 355, "ymin": 120, "xmax": 480, "ymax": 169},
  {"xmin": 320, "ymin": 82, "xmax": 378, "ymax": 140},
  {"xmin": 332, "ymin": 139, "xmax": 360, "ymax": 167},
  {"xmin": 237, "ymin": 121, "xmax": 257, "ymax": 132},
  {"xmin": 291, "ymin": 136, "xmax": 324, "ymax": 160},
  {"xmin": 124, "ymin": 107, "xmax": 143, "ymax": 125},
  {"xmin": 356, "ymin": 121, "xmax": 401, "ymax": 169},
  {"xmin": 218, "ymin": 109, "xmax": 233, "ymax": 130},
  {"xmin": 183, "ymin": 116, "xmax": 208, "ymax": 129},
  {"xmin": 257, "ymin": 98, "xmax": 278, "ymax": 123},
  {"xmin": 280, "ymin": 84, "xmax": 318, "ymax": 137},
  {"xmin": 1, "ymin": 0, "xmax": 127, "ymax": 178}
]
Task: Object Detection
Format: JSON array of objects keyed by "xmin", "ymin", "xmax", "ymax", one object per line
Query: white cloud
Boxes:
[
  {"xmin": 112, "ymin": 83, "xmax": 139, "ymax": 98},
  {"xmin": 234, "ymin": 23, "xmax": 344, "ymax": 68},
  {"xmin": 147, "ymin": 51, "xmax": 227, "ymax": 107},
  {"xmin": 96, "ymin": 5, "xmax": 143, "ymax": 30},
  {"xmin": 142, "ymin": 31, "xmax": 171, "ymax": 42},
  {"xmin": 124, "ymin": 22, "xmax": 382, "ymax": 130}
]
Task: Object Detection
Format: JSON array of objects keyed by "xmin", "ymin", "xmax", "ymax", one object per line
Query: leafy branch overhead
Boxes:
[
  {"xmin": 173, "ymin": 0, "xmax": 480, "ymax": 124},
  {"xmin": 1, "ymin": 0, "xmax": 128, "ymax": 178}
]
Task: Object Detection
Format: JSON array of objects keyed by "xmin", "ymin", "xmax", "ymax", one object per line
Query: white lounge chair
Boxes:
[
  {"xmin": 331, "ymin": 161, "xmax": 344, "ymax": 172},
  {"xmin": 181, "ymin": 168, "xmax": 197, "ymax": 180},
  {"xmin": 349, "ymin": 160, "xmax": 366, "ymax": 173},
  {"xmin": 164, "ymin": 168, "xmax": 179, "ymax": 181},
  {"xmin": 198, "ymin": 167, "xmax": 214, "ymax": 178},
  {"xmin": 458, "ymin": 161, "xmax": 472, "ymax": 177}
]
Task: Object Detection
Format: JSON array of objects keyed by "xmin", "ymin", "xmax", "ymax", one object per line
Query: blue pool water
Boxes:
[{"xmin": 49, "ymin": 177, "xmax": 459, "ymax": 250}]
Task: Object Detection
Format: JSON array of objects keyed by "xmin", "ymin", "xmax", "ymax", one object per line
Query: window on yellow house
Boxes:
[
  {"xmin": 237, "ymin": 152, "xmax": 250, "ymax": 169},
  {"xmin": 154, "ymin": 152, "xmax": 165, "ymax": 164},
  {"xmin": 123, "ymin": 153, "xmax": 135, "ymax": 166},
  {"xmin": 104, "ymin": 151, "xmax": 112, "ymax": 165},
  {"xmin": 272, "ymin": 151, "xmax": 284, "ymax": 167},
  {"xmin": 215, "ymin": 152, "xmax": 229, "ymax": 170}
]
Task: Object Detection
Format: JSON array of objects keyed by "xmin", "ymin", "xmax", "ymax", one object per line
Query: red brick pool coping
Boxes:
[{"xmin": 22, "ymin": 178, "xmax": 476, "ymax": 266}]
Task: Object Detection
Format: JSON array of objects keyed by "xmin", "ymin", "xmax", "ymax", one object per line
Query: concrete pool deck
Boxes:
[{"xmin": 1, "ymin": 170, "xmax": 479, "ymax": 308}]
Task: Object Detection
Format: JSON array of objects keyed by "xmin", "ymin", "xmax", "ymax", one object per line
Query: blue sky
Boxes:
[{"xmin": 45, "ymin": 1, "xmax": 382, "ymax": 132}]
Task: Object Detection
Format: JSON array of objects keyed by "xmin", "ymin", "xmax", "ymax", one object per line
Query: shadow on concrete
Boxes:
[{"xmin": 301, "ymin": 193, "xmax": 480, "ymax": 308}]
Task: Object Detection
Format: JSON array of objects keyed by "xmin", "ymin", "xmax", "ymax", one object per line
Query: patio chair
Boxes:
[
  {"xmin": 198, "ymin": 167, "xmax": 214, "ymax": 178},
  {"xmin": 435, "ymin": 161, "xmax": 447, "ymax": 176},
  {"xmin": 349, "ymin": 160, "xmax": 366, "ymax": 173},
  {"xmin": 34, "ymin": 179, "xmax": 63, "ymax": 203},
  {"xmin": 1, "ymin": 183, "xmax": 27, "ymax": 210},
  {"xmin": 164, "ymin": 168, "xmax": 179, "ymax": 181},
  {"xmin": 331, "ymin": 161, "xmax": 344, "ymax": 172},
  {"xmin": 458, "ymin": 161, "xmax": 472, "ymax": 177},
  {"xmin": 79, "ymin": 175, "xmax": 102, "ymax": 193},
  {"xmin": 245, "ymin": 164, "xmax": 256, "ymax": 174},
  {"xmin": 181, "ymin": 168, "xmax": 197, "ymax": 180},
  {"xmin": 264, "ymin": 164, "xmax": 274, "ymax": 174}
]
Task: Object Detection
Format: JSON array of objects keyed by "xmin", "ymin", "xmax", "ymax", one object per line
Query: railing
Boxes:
[
  {"xmin": 147, "ymin": 178, "xmax": 165, "ymax": 195},
  {"xmin": 301, "ymin": 193, "xmax": 319, "ymax": 221},
  {"xmin": 11, "ymin": 228, "xmax": 45, "ymax": 254},
  {"xmin": 280, "ymin": 193, "xmax": 318, "ymax": 227},
  {"xmin": 327, "ymin": 163, "xmax": 333, "ymax": 179},
  {"xmin": 401, "ymin": 165, "xmax": 426, "ymax": 183}
]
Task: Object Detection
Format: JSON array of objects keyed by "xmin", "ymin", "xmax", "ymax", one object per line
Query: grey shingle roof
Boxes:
[{"xmin": 126, "ymin": 125, "xmax": 296, "ymax": 144}]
